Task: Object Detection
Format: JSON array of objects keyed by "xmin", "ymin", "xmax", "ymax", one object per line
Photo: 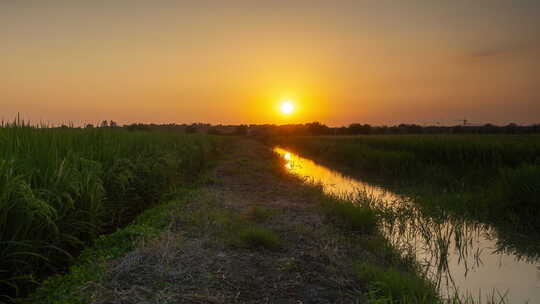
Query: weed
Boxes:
[
  {"xmin": 357, "ymin": 262, "xmax": 438, "ymax": 303},
  {"xmin": 236, "ymin": 227, "xmax": 281, "ymax": 250},
  {"xmin": 320, "ymin": 197, "xmax": 378, "ymax": 234}
]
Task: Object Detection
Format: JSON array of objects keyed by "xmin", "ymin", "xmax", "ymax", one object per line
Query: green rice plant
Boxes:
[
  {"xmin": 495, "ymin": 165, "xmax": 540, "ymax": 229},
  {"xmin": 0, "ymin": 123, "xmax": 220, "ymax": 298}
]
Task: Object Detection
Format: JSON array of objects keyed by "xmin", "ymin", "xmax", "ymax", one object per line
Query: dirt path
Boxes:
[{"xmin": 93, "ymin": 139, "xmax": 368, "ymax": 304}]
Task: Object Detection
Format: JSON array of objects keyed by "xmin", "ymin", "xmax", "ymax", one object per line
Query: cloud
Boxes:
[{"xmin": 469, "ymin": 41, "xmax": 540, "ymax": 60}]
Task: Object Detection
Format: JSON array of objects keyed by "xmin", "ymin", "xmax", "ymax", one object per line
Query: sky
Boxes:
[{"xmin": 1, "ymin": 1, "xmax": 539, "ymax": 126}]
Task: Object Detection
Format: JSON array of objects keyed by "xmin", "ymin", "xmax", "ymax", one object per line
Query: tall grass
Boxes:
[{"xmin": 0, "ymin": 124, "xmax": 219, "ymax": 299}]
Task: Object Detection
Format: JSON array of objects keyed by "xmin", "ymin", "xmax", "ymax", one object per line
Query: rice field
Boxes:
[{"xmin": 0, "ymin": 123, "xmax": 220, "ymax": 297}]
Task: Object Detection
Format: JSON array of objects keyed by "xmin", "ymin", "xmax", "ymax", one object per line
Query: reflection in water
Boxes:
[
  {"xmin": 274, "ymin": 147, "xmax": 540, "ymax": 303},
  {"xmin": 274, "ymin": 147, "xmax": 401, "ymax": 203}
]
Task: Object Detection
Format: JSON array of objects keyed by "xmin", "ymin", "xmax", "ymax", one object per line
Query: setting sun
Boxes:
[{"xmin": 280, "ymin": 101, "xmax": 295, "ymax": 115}]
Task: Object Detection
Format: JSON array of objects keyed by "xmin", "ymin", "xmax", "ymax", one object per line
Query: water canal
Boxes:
[{"xmin": 274, "ymin": 147, "xmax": 540, "ymax": 303}]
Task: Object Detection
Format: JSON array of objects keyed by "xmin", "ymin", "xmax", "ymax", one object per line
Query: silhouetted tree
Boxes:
[
  {"xmin": 306, "ymin": 122, "xmax": 331, "ymax": 135},
  {"xmin": 185, "ymin": 124, "xmax": 198, "ymax": 134},
  {"xmin": 208, "ymin": 126, "xmax": 222, "ymax": 135},
  {"xmin": 234, "ymin": 124, "xmax": 248, "ymax": 135}
]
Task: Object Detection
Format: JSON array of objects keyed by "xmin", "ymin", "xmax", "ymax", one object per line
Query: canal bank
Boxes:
[{"xmin": 274, "ymin": 146, "xmax": 540, "ymax": 303}]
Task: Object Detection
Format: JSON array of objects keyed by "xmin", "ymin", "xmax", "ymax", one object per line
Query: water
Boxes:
[{"xmin": 274, "ymin": 147, "xmax": 540, "ymax": 303}]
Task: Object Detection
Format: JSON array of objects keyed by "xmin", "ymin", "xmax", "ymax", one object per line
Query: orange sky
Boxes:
[{"xmin": 1, "ymin": 1, "xmax": 539, "ymax": 126}]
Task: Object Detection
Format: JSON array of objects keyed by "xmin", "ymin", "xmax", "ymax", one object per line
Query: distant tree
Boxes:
[
  {"xmin": 348, "ymin": 123, "xmax": 372, "ymax": 135},
  {"xmin": 306, "ymin": 122, "xmax": 331, "ymax": 135},
  {"xmin": 185, "ymin": 124, "xmax": 198, "ymax": 134},
  {"xmin": 85, "ymin": 124, "xmax": 94, "ymax": 129},
  {"xmin": 100, "ymin": 120, "xmax": 109, "ymax": 128},
  {"xmin": 348, "ymin": 123, "xmax": 362, "ymax": 134},
  {"xmin": 234, "ymin": 124, "xmax": 248, "ymax": 136},
  {"xmin": 208, "ymin": 126, "xmax": 222, "ymax": 135},
  {"xmin": 505, "ymin": 123, "xmax": 518, "ymax": 134},
  {"xmin": 125, "ymin": 123, "xmax": 150, "ymax": 131},
  {"xmin": 109, "ymin": 120, "xmax": 118, "ymax": 128},
  {"xmin": 336, "ymin": 126, "xmax": 348, "ymax": 135}
]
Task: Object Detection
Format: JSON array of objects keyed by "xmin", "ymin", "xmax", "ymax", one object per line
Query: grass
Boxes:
[
  {"xmin": 315, "ymin": 193, "xmax": 443, "ymax": 303},
  {"xmin": 236, "ymin": 226, "xmax": 281, "ymax": 250},
  {"xmin": 25, "ymin": 190, "xmax": 194, "ymax": 304},
  {"xmin": 267, "ymin": 163, "xmax": 440, "ymax": 302},
  {"xmin": 319, "ymin": 197, "xmax": 378, "ymax": 234},
  {"xmin": 241, "ymin": 206, "xmax": 274, "ymax": 222},
  {"xmin": 172, "ymin": 193, "xmax": 282, "ymax": 251},
  {"xmin": 0, "ymin": 123, "xmax": 221, "ymax": 300},
  {"xmin": 357, "ymin": 262, "xmax": 438, "ymax": 303}
]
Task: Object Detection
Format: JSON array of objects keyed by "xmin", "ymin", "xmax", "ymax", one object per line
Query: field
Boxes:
[
  {"xmin": 0, "ymin": 124, "xmax": 220, "ymax": 298},
  {"xmin": 271, "ymin": 135, "xmax": 540, "ymax": 250},
  {"xmin": 2, "ymin": 128, "xmax": 538, "ymax": 303}
]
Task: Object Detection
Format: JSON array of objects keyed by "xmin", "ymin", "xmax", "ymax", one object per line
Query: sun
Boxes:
[{"xmin": 280, "ymin": 100, "xmax": 295, "ymax": 115}]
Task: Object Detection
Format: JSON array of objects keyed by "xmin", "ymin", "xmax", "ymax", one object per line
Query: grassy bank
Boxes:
[
  {"xmin": 0, "ymin": 125, "xmax": 220, "ymax": 300},
  {"xmin": 25, "ymin": 189, "xmax": 196, "ymax": 304},
  {"xmin": 270, "ymin": 143, "xmax": 443, "ymax": 303},
  {"xmin": 271, "ymin": 135, "xmax": 540, "ymax": 254}
]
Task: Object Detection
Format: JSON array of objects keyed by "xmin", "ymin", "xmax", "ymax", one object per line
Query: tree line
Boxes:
[{"xmin": 79, "ymin": 121, "xmax": 540, "ymax": 135}]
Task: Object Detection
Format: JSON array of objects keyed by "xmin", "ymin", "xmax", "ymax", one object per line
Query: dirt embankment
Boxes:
[{"xmin": 90, "ymin": 139, "xmax": 381, "ymax": 304}]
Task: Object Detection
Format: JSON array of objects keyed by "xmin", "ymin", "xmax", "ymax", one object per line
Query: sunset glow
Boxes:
[
  {"xmin": 280, "ymin": 101, "xmax": 295, "ymax": 115},
  {"xmin": 0, "ymin": 2, "xmax": 539, "ymax": 125}
]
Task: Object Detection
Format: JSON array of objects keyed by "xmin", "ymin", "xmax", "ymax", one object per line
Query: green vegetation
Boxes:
[
  {"xmin": 241, "ymin": 206, "xmax": 274, "ymax": 222},
  {"xmin": 27, "ymin": 191, "xmax": 194, "ymax": 304},
  {"xmin": 357, "ymin": 262, "xmax": 438, "ymax": 303},
  {"xmin": 236, "ymin": 226, "xmax": 281, "ymax": 250},
  {"xmin": 273, "ymin": 135, "xmax": 540, "ymax": 240},
  {"xmin": 0, "ymin": 123, "xmax": 220, "ymax": 299},
  {"xmin": 3, "ymin": 130, "xmax": 522, "ymax": 303},
  {"xmin": 279, "ymin": 174, "xmax": 440, "ymax": 302},
  {"xmin": 319, "ymin": 197, "xmax": 378, "ymax": 234},
  {"xmin": 319, "ymin": 197, "xmax": 440, "ymax": 303},
  {"xmin": 172, "ymin": 194, "xmax": 281, "ymax": 250}
]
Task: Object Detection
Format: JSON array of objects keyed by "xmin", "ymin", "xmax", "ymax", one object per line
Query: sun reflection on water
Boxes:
[{"xmin": 274, "ymin": 146, "xmax": 401, "ymax": 203}]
